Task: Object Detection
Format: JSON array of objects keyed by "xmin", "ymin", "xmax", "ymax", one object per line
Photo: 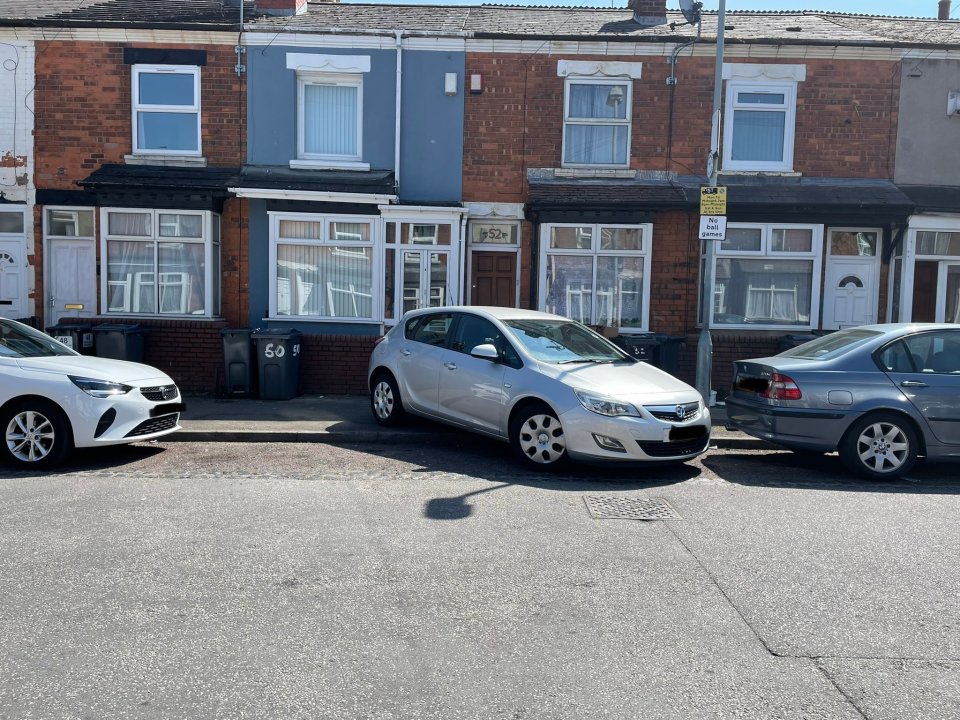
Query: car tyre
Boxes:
[
  {"xmin": 509, "ymin": 402, "xmax": 568, "ymax": 470},
  {"xmin": 370, "ymin": 372, "xmax": 406, "ymax": 426},
  {"xmin": 1, "ymin": 399, "xmax": 73, "ymax": 469},
  {"xmin": 839, "ymin": 412, "xmax": 919, "ymax": 480}
]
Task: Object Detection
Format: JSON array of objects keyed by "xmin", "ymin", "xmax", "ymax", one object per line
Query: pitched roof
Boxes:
[
  {"xmin": 247, "ymin": 4, "xmax": 960, "ymax": 47},
  {"xmin": 3, "ymin": 2, "xmax": 959, "ymax": 48}
]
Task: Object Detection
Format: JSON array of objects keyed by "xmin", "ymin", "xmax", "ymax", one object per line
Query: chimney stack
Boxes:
[
  {"xmin": 256, "ymin": 0, "xmax": 310, "ymax": 17},
  {"xmin": 628, "ymin": 0, "xmax": 668, "ymax": 27},
  {"xmin": 940, "ymin": 1, "xmax": 952, "ymax": 20}
]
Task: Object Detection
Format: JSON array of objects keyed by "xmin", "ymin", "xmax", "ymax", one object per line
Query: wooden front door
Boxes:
[{"xmin": 470, "ymin": 251, "xmax": 516, "ymax": 307}]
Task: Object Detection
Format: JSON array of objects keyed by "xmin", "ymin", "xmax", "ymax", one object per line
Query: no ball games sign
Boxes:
[{"xmin": 699, "ymin": 215, "xmax": 727, "ymax": 241}]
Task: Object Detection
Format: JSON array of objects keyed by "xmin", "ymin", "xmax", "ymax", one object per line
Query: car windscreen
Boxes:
[
  {"xmin": 0, "ymin": 321, "xmax": 78, "ymax": 358},
  {"xmin": 503, "ymin": 319, "xmax": 631, "ymax": 364},
  {"xmin": 777, "ymin": 328, "xmax": 882, "ymax": 360}
]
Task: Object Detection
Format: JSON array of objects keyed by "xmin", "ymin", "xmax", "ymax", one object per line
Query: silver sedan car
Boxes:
[
  {"xmin": 367, "ymin": 307, "xmax": 711, "ymax": 469},
  {"xmin": 726, "ymin": 323, "xmax": 960, "ymax": 479}
]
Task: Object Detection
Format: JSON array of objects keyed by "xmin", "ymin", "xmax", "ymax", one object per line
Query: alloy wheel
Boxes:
[
  {"xmin": 855, "ymin": 420, "xmax": 910, "ymax": 474},
  {"xmin": 6, "ymin": 410, "xmax": 57, "ymax": 463}
]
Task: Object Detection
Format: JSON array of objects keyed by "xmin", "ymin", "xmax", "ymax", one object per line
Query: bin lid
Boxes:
[
  {"xmin": 251, "ymin": 328, "xmax": 302, "ymax": 338},
  {"xmin": 220, "ymin": 328, "xmax": 253, "ymax": 337}
]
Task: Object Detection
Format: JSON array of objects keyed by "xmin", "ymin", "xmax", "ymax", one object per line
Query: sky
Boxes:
[{"xmin": 341, "ymin": 0, "xmax": 954, "ymax": 19}]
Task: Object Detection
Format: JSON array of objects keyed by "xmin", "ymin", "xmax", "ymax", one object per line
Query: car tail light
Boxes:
[{"xmin": 759, "ymin": 372, "xmax": 802, "ymax": 401}]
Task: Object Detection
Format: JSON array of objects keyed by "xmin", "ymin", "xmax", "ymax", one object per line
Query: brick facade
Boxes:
[{"xmin": 464, "ymin": 50, "xmax": 901, "ymax": 389}]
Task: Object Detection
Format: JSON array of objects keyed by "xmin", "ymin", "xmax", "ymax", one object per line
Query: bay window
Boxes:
[
  {"xmin": 102, "ymin": 209, "xmax": 219, "ymax": 317},
  {"xmin": 540, "ymin": 223, "xmax": 649, "ymax": 331},
  {"xmin": 706, "ymin": 223, "xmax": 822, "ymax": 329},
  {"xmin": 270, "ymin": 213, "xmax": 376, "ymax": 321}
]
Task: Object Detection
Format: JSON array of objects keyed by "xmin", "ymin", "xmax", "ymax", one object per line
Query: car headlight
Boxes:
[
  {"xmin": 574, "ymin": 389, "xmax": 640, "ymax": 417},
  {"xmin": 69, "ymin": 376, "xmax": 134, "ymax": 398}
]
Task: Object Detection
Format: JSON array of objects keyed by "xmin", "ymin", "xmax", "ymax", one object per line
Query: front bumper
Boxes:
[
  {"xmin": 559, "ymin": 405, "xmax": 712, "ymax": 462},
  {"xmin": 68, "ymin": 385, "xmax": 183, "ymax": 447}
]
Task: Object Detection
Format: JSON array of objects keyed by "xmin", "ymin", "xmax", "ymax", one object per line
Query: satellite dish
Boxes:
[{"xmin": 678, "ymin": 0, "xmax": 703, "ymax": 25}]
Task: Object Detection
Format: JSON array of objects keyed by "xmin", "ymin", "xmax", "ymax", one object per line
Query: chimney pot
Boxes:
[{"xmin": 940, "ymin": 0, "xmax": 952, "ymax": 20}]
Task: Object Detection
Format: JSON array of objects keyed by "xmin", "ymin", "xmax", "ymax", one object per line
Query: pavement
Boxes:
[{"xmin": 175, "ymin": 393, "xmax": 768, "ymax": 450}]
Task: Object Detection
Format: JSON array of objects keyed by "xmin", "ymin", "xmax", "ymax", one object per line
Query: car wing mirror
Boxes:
[{"xmin": 470, "ymin": 343, "xmax": 500, "ymax": 361}]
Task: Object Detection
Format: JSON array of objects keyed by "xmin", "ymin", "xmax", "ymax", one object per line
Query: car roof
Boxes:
[{"xmin": 400, "ymin": 306, "xmax": 569, "ymax": 322}]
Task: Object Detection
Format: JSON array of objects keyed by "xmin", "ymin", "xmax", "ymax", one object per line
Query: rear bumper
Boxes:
[{"xmin": 725, "ymin": 397, "xmax": 850, "ymax": 451}]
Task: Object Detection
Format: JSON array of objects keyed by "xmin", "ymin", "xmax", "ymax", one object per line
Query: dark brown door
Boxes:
[
  {"xmin": 471, "ymin": 251, "xmax": 516, "ymax": 307},
  {"xmin": 912, "ymin": 261, "xmax": 938, "ymax": 322}
]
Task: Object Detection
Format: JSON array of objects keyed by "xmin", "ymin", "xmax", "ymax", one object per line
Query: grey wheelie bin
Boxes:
[{"xmin": 252, "ymin": 328, "xmax": 302, "ymax": 400}]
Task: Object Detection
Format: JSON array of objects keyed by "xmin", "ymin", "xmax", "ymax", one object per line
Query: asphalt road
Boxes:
[{"xmin": 1, "ymin": 437, "xmax": 958, "ymax": 720}]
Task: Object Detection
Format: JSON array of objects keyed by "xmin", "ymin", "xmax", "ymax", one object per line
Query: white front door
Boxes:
[
  {"xmin": 0, "ymin": 239, "xmax": 27, "ymax": 320},
  {"xmin": 47, "ymin": 238, "xmax": 97, "ymax": 324},
  {"xmin": 822, "ymin": 229, "xmax": 881, "ymax": 330},
  {"xmin": 399, "ymin": 249, "xmax": 450, "ymax": 315}
]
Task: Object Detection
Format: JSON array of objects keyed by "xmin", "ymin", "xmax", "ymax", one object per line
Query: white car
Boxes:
[
  {"xmin": 0, "ymin": 318, "xmax": 182, "ymax": 469},
  {"xmin": 368, "ymin": 307, "xmax": 711, "ymax": 469}
]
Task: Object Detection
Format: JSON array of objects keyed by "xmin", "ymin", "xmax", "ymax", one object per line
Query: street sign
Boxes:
[
  {"xmin": 699, "ymin": 215, "xmax": 727, "ymax": 241},
  {"xmin": 700, "ymin": 186, "xmax": 727, "ymax": 215}
]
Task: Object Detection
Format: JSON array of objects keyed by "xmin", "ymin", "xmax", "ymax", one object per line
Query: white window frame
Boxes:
[
  {"xmin": 723, "ymin": 80, "xmax": 797, "ymax": 173},
  {"xmin": 268, "ymin": 212, "xmax": 380, "ymax": 323},
  {"xmin": 294, "ymin": 72, "xmax": 366, "ymax": 170},
  {"xmin": 561, "ymin": 77, "xmax": 632, "ymax": 169},
  {"xmin": 131, "ymin": 65, "xmax": 201, "ymax": 157},
  {"xmin": 705, "ymin": 222, "xmax": 823, "ymax": 330},
  {"xmin": 99, "ymin": 208, "xmax": 218, "ymax": 318},
  {"xmin": 538, "ymin": 222, "xmax": 651, "ymax": 333}
]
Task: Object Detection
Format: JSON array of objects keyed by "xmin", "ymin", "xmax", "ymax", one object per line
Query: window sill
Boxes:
[
  {"xmin": 125, "ymin": 154, "xmax": 207, "ymax": 167},
  {"xmin": 556, "ymin": 167, "xmax": 633, "ymax": 178},
  {"xmin": 718, "ymin": 170, "xmax": 800, "ymax": 177},
  {"xmin": 290, "ymin": 159, "xmax": 370, "ymax": 172},
  {"xmin": 267, "ymin": 316, "xmax": 380, "ymax": 324}
]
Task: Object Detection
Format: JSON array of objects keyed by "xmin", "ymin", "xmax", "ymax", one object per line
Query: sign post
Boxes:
[{"xmin": 696, "ymin": 0, "xmax": 726, "ymax": 407}]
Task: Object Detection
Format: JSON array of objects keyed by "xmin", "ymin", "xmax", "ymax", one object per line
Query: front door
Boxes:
[
  {"xmin": 47, "ymin": 238, "xmax": 97, "ymax": 324},
  {"xmin": 0, "ymin": 240, "xmax": 26, "ymax": 320},
  {"xmin": 822, "ymin": 229, "xmax": 880, "ymax": 330},
  {"xmin": 400, "ymin": 249, "xmax": 449, "ymax": 315},
  {"xmin": 470, "ymin": 251, "xmax": 516, "ymax": 307}
]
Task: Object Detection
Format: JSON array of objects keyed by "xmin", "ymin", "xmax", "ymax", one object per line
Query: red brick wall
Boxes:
[
  {"xmin": 33, "ymin": 40, "xmax": 244, "ymax": 188},
  {"xmin": 463, "ymin": 52, "xmax": 900, "ymax": 201},
  {"xmin": 300, "ymin": 335, "xmax": 378, "ymax": 395}
]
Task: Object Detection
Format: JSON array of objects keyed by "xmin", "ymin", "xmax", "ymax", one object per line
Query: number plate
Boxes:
[{"xmin": 669, "ymin": 425, "xmax": 706, "ymax": 442}]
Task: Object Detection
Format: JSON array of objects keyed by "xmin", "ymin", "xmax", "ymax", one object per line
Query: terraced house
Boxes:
[{"xmin": 1, "ymin": 0, "xmax": 958, "ymax": 396}]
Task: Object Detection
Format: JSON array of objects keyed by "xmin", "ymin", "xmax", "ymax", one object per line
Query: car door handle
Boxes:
[
  {"xmin": 901, "ymin": 380, "xmax": 928, "ymax": 388},
  {"xmin": 444, "ymin": 362, "xmax": 458, "ymax": 370},
  {"xmin": 400, "ymin": 349, "xmax": 412, "ymax": 356}
]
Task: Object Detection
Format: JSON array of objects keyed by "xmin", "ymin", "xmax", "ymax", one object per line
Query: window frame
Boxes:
[
  {"xmin": 268, "ymin": 211, "xmax": 380, "ymax": 323},
  {"xmin": 131, "ymin": 64, "xmax": 202, "ymax": 157},
  {"xmin": 561, "ymin": 76, "xmax": 632, "ymax": 169},
  {"xmin": 295, "ymin": 72, "xmax": 364, "ymax": 168},
  {"xmin": 538, "ymin": 222, "xmax": 651, "ymax": 333},
  {"xmin": 722, "ymin": 79, "xmax": 797, "ymax": 173},
  {"xmin": 99, "ymin": 207, "xmax": 218, "ymax": 318},
  {"xmin": 705, "ymin": 222, "xmax": 823, "ymax": 330}
]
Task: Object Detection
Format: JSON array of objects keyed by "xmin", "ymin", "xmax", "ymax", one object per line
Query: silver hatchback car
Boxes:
[
  {"xmin": 726, "ymin": 324, "xmax": 960, "ymax": 479},
  {"xmin": 368, "ymin": 307, "xmax": 711, "ymax": 469}
]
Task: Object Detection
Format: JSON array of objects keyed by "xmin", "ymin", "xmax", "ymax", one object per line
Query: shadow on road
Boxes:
[{"xmin": 704, "ymin": 451, "xmax": 960, "ymax": 494}]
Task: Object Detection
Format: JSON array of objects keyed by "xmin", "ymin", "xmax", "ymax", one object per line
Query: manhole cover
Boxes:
[{"xmin": 583, "ymin": 495, "xmax": 681, "ymax": 520}]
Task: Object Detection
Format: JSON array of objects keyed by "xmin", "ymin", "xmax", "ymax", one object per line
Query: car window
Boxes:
[
  {"xmin": 894, "ymin": 332, "xmax": 960, "ymax": 374},
  {"xmin": 410, "ymin": 313, "xmax": 454, "ymax": 347},
  {"xmin": 504, "ymin": 319, "xmax": 630, "ymax": 364},
  {"xmin": 451, "ymin": 314, "xmax": 522, "ymax": 368},
  {"xmin": 0, "ymin": 320, "xmax": 77, "ymax": 358},
  {"xmin": 403, "ymin": 316, "xmax": 422, "ymax": 340}
]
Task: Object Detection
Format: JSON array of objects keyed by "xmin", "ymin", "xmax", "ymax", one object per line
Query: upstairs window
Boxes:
[
  {"xmin": 562, "ymin": 78, "xmax": 631, "ymax": 168},
  {"xmin": 721, "ymin": 64, "xmax": 804, "ymax": 173},
  {"xmin": 132, "ymin": 65, "xmax": 201, "ymax": 156}
]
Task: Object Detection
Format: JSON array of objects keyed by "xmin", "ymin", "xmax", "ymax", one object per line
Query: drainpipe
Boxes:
[
  {"xmin": 940, "ymin": 1, "xmax": 952, "ymax": 20},
  {"xmin": 394, "ymin": 30, "xmax": 403, "ymax": 198}
]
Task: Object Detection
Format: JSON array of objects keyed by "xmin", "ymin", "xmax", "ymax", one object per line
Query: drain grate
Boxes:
[{"xmin": 583, "ymin": 495, "xmax": 681, "ymax": 520}]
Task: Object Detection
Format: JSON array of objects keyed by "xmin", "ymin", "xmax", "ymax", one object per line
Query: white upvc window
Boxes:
[
  {"xmin": 723, "ymin": 80, "xmax": 798, "ymax": 172},
  {"xmin": 269, "ymin": 212, "xmax": 378, "ymax": 321},
  {"xmin": 100, "ymin": 208, "xmax": 219, "ymax": 317},
  {"xmin": 562, "ymin": 77, "xmax": 632, "ymax": 168},
  {"xmin": 132, "ymin": 65, "xmax": 201, "ymax": 156},
  {"xmin": 296, "ymin": 73, "xmax": 364, "ymax": 168},
  {"xmin": 539, "ymin": 223, "xmax": 650, "ymax": 332},
  {"xmin": 705, "ymin": 222, "xmax": 823, "ymax": 329}
]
